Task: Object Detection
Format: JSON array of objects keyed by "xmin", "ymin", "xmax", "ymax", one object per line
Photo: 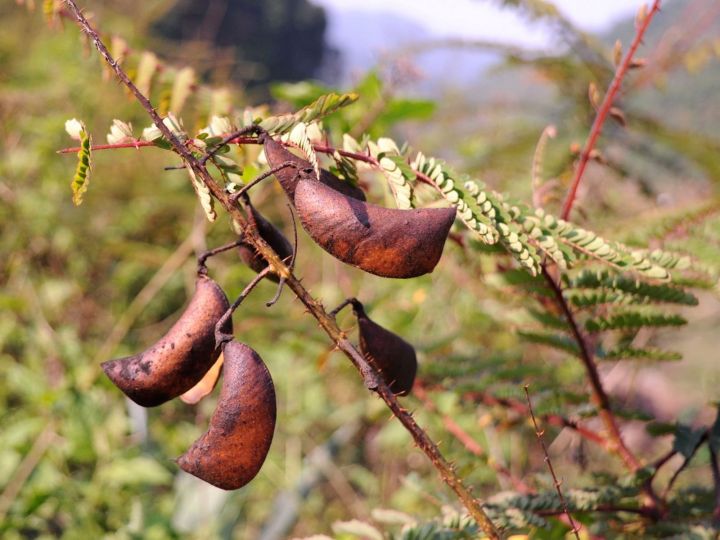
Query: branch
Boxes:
[
  {"xmin": 560, "ymin": 0, "xmax": 662, "ymax": 220},
  {"xmin": 541, "ymin": 266, "xmax": 665, "ymax": 517},
  {"xmin": 709, "ymin": 445, "xmax": 720, "ymax": 524},
  {"xmin": 525, "ymin": 385, "xmax": 580, "ymax": 540},
  {"xmin": 61, "ymin": 2, "xmax": 500, "ymax": 537},
  {"xmin": 541, "ymin": 266, "xmax": 640, "ymax": 471}
]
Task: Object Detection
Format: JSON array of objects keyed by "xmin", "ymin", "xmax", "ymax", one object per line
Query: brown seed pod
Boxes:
[
  {"xmin": 294, "ymin": 178, "xmax": 455, "ymax": 278},
  {"xmin": 264, "ymin": 136, "xmax": 455, "ymax": 278},
  {"xmin": 177, "ymin": 340, "xmax": 276, "ymax": 490},
  {"xmin": 237, "ymin": 202, "xmax": 293, "ymax": 282},
  {"xmin": 353, "ymin": 301, "xmax": 417, "ymax": 396},
  {"xmin": 262, "ymin": 136, "xmax": 366, "ymax": 201},
  {"xmin": 102, "ymin": 274, "xmax": 232, "ymax": 407}
]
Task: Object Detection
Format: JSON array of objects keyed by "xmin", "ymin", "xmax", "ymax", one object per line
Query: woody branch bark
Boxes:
[
  {"xmin": 560, "ymin": 0, "xmax": 662, "ymax": 220},
  {"xmin": 61, "ymin": 1, "xmax": 499, "ymax": 536}
]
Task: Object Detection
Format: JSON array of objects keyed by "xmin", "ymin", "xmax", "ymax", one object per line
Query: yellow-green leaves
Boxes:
[
  {"xmin": 369, "ymin": 137, "xmax": 414, "ymax": 210},
  {"xmin": 185, "ymin": 165, "xmax": 216, "ymax": 223},
  {"xmin": 260, "ymin": 92, "xmax": 358, "ymax": 135},
  {"xmin": 65, "ymin": 118, "xmax": 92, "ymax": 206}
]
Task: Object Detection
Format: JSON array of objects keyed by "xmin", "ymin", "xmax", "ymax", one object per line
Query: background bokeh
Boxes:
[{"xmin": 2, "ymin": 0, "xmax": 720, "ymax": 538}]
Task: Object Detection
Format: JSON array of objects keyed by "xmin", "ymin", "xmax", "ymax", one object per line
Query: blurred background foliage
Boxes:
[{"xmin": 1, "ymin": 0, "xmax": 720, "ymax": 538}]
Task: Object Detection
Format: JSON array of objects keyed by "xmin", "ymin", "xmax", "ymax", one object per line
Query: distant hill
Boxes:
[{"xmin": 319, "ymin": 8, "xmax": 496, "ymax": 92}]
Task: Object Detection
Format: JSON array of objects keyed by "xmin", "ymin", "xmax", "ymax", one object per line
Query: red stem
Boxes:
[{"xmin": 560, "ymin": 0, "xmax": 662, "ymax": 220}]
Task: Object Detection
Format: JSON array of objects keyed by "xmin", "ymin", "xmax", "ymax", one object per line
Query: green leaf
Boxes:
[
  {"xmin": 601, "ymin": 347, "xmax": 682, "ymax": 362},
  {"xmin": 185, "ymin": 165, "xmax": 216, "ymax": 222},
  {"xmin": 70, "ymin": 123, "xmax": 92, "ymax": 206},
  {"xmin": 260, "ymin": 92, "xmax": 359, "ymax": 135},
  {"xmin": 566, "ymin": 270, "xmax": 698, "ymax": 305},
  {"xmin": 672, "ymin": 424, "xmax": 705, "ymax": 459},
  {"xmin": 518, "ymin": 330, "xmax": 580, "ymax": 357},
  {"xmin": 585, "ymin": 311, "xmax": 687, "ymax": 332}
]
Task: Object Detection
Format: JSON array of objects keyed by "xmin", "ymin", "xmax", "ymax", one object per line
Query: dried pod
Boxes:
[
  {"xmin": 354, "ymin": 301, "xmax": 417, "ymax": 396},
  {"xmin": 102, "ymin": 274, "xmax": 232, "ymax": 407},
  {"xmin": 294, "ymin": 178, "xmax": 455, "ymax": 278},
  {"xmin": 177, "ymin": 340, "xmax": 276, "ymax": 490},
  {"xmin": 263, "ymin": 136, "xmax": 366, "ymax": 201},
  {"xmin": 264, "ymin": 136, "xmax": 455, "ymax": 278},
  {"xmin": 237, "ymin": 202, "xmax": 293, "ymax": 282}
]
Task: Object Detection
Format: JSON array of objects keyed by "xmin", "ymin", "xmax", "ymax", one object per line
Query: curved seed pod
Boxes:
[
  {"xmin": 102, "ymin": 274, "xmax": 232, "ymax": 407},
  {"xmin": 354, "ymin": 301, "xmax": 417, "ymax": 396},
  {"xmin": 263, "ymin": 136, "xmax": 366, "ymax": 201},
  {"xmin": 294, "ymin": 178, "xmax": 456, "ymax": 278},
  {"xmin": 237, "ymin": 203, "xmax": 293, "ymax": 282},
  {"xmin": 177, "ymin": 340, "xmax": 276, "ymax": 490}
]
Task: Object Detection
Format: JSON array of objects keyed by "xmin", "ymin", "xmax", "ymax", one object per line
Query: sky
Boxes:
[{"xmin": 311, "ymin": 0, "xmax": 644, "ymax": 48}]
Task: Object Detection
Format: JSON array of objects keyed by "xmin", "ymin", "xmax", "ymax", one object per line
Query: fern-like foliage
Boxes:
[{"xmin": 260, "ymin": 92, "xmax": 358, "ymax": 135}]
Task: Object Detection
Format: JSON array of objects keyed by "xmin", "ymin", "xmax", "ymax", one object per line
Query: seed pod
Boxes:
[
  {"xmin": 264, "ymin": 136, "xmax": 456, "ymax": 278},
  {"xmin": 102, "ymin": 274, "xmax": 232, "ymax": 407},
  {"xmin": 263, "ymin": 136, "xmax": 366, "ymax": 201},
  {"xmin": 354, "ymin": 301, "xmax": 417, "ymax": 396},
  {"xmin": 177, "ymin": 340, "xmax": 276, "ymax": 490},
  {"xmin": 294, "ymin": 178, "xmax": 455, "ymax": 278},
  {"xmin": 237, "ymin": 202, "xmax": 293, "ymax": 282}
]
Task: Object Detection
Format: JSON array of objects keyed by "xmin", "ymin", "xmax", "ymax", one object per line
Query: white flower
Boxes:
[
  {"xmin": 106, "ymin": 119, "xmax": 133, "ymax": 144},
  {"xmin": 64, "ymin": 118, "xmax": 85, "ymax": 140},
  {"xmin": 141, "ymin": 124, "xmax": 162, "ymax": 142}
]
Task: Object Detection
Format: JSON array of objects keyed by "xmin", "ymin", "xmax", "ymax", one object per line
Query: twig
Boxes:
[
  {"xmin": 61, "ymin": 2, "xmax": 500, "ymax": 536},
  {"xmin": 214, "ymin": 267, "xmax": 272, "ymax": 346},
  {"xmin": 662, "ymin": 431, "xmax": 708, "ymax": 499},
  {"xmin": 560, "ymin": 0, "xmax": 662, "ymax": 220},
  {"xmin": 197, "ymin": 239, "xmax": 242, "ymax": 271},
  {"xmin": 524, "ymin": 385, "xmax": 581, "ymax": 540},
  {"xmin": 540, "ymin": 266, "xmax": 640, "ymax": 471},
  {"xmin": 57, "ymin": 139, "xmax": 154, "ymax": 153},
  {"xmin": 709, "ymin": 445, "xmax": 720, "ymax": 523},
  {"xmin": 265, "ymin": 203, "xmax": 298, "ymax": 308}
]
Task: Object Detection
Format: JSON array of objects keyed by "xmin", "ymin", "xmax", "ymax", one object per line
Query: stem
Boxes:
[
  {"xmin": 662, "ymin": 431, "xmax": 708, "ymax": 499},
  {"xmin": 709, "ymin": 445, "xmax": 720, "ymax": 524},
  {"xmin": 524, "ymin": 385, "xmax": 580, "ymax": 540},
  {"xmin": 560, "ymin": 0, "xmax": 662, "ymax": 220},
  {"xmin": 541, "ymin": 266, "xmax": 640, "ymax": 471},
  {"xmin": 463, "ymin": 389, "xmax": 608, "ymax": 449},
  {"xmin": 61, "ymin": 2, "xmax": 500, "ymax": 536}
]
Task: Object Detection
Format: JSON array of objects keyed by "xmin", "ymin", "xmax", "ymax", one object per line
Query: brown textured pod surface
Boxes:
[
  {"xmin": 294, "ymin": 178, "xmax": 456, "ymax": 278},
  {"xmin": 355, "ymin": 302, "xmax": 417, "ymax": 395},
  {"xmin": 238, "ymin": 203, "xmax": 293, "ymax": 282},
  {"xmin": 177, "ymin": 340, "xmax": 276, "ymax": 490},
  {"xmin": 263, "ymin": 136, "xmax": 366, "ymax": 201},
  {"xmin": 102, "ymin": 274, "xmax": 232, "ymax": 407}
]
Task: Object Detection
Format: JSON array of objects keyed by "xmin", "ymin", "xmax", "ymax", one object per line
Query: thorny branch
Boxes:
[
  {"xmin": 560, "ymin": 0, "xmax": 662, "ymax": 220},
  {"xmin": 61, "ymin": 1, "xmax": 500, "ymax": 536}
]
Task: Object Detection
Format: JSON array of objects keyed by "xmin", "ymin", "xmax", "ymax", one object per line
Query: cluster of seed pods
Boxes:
[{"xmin": 102, "ymin": 135, "xmax": 453, "ymax": 490}]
